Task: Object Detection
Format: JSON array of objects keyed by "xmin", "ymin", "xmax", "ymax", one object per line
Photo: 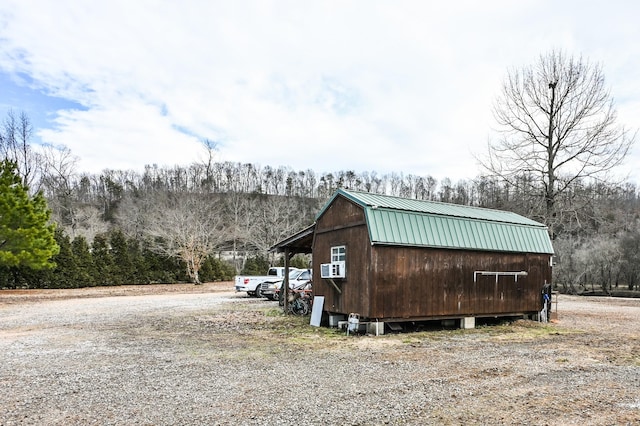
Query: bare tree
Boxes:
[
  {"xmin": 246, "ymin": 195, "xmax": 310, "ymax": 264},
  {"xmin": 144, "ymin": 192, "xmax": 226, "ymax": 284},
  {"xmin": 198, "ymin": 138, "xmax": 218, "ymax": 191},
  {"xmin": 0, "ymin": 110, "xmax": 41, "ymax": 190},
  {"xmin": 480, "ymin": 50, "xmax": 635, "ymax": 237},
  {"xmin": 39, "ymin": 145, "xmax": 81, "ymax": 233},
  {"xmin": 222, "ymin": 191, "xmax": 253, "ymax": 273}
]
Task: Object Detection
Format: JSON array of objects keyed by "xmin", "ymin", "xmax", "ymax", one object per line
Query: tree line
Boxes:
[
  {"xmin": 1, "ymin": 50, "xmax": 639, "ymax": 293},
  {"xmin": 2, "ymin": 138, "xmax": 639, "ymax": 292}
]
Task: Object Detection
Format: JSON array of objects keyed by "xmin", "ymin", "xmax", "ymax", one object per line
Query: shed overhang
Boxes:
[{"xmin": 269, "ymin": 223, "xmax": 315, "ymax": 254}]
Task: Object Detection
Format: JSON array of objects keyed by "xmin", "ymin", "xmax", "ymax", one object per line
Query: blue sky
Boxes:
[
  {"xmin": 0, "ymin": 72, "xmax": 85, "ymax": 129},
  {"xmin": 0, "ymin": 0, "xmax": 638, "ymax": 183}
]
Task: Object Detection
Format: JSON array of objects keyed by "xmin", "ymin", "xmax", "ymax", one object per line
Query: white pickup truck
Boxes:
[{"xmin": 234, "ymin": 267, "xmax": 300, "ymax": 297}]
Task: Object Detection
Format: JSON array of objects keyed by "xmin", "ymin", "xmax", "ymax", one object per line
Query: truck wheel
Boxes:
[{"xmin": 255, "ymin": 286, "xmax": 262, "ymax": 298}]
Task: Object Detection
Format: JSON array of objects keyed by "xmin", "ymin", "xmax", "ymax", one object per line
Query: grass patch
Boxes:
[
  {"xmin": 263, "ymin": 307, "xmax": 285, "ymax": 317},
  {"xmin": 476, "ymin": 319, "xmax": 579, "ymax": 341},
  {"xmin": 389, "ymin": 319, "xmax": 582, "ymax": 346}
]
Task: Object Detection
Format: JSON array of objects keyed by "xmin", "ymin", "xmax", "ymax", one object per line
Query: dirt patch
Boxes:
[
  {"xmin": 0, "ymin": 281, "xmax": 233, "ymax": 304},
  {"xmin": 1, "ymin": 288, "xmax": 639, "ymax": 425}
]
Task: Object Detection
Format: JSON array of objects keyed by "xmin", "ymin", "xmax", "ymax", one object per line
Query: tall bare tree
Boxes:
[
  {"xmin": 198, "ymin": 138, "xmax": 218, "ymax": 191},
  {"xmin": 222, "ymin": 191, "xmax": 253, "ymax": 273},
  {"xmin": 246, "ymin": 195, "xmax": 311, "ymax": 264},
  {"xmin": 144, "ymin": 192, "xmax": 226, "ymax": 284},
  {"xmin": 39, "ymin": 145, "xmax": 80, "ymax": 232},
  {"xmin": 480, "ymin": 50, "xmax": 635, "ymax": 237},
  {"xmin": 0, "ymin": 110, "xmax": 41, "ymax": 190}
]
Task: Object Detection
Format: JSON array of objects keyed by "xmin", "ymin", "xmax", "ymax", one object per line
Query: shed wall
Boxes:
[
  {"xmin": 368, "ymin": 246, "xmax": 551, "ymax": 320},
  {"xmin": 313, "ymin": 196, "xmax": 373, "ymax": 316}
]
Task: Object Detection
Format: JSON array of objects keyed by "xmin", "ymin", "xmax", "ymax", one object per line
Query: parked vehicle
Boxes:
[
  {"xmin": 234, "ymin": 267, "xmax": 299, "ymax": 297},
  {"xmin": 261, "ymin": 268, "xmax": 312, "ymax": 301}
]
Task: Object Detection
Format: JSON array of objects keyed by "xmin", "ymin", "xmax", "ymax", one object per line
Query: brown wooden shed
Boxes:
[{"xmin": 310, "ymin": 189, "xmax": 554, "ymax": 327}]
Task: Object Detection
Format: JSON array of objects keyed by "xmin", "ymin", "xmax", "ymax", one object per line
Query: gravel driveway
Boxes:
[{"xmin": 1, "ymin": 283, "xmax": 639, "ymax": 425}]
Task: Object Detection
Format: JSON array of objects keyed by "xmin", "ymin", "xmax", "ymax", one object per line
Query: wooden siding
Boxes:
[
  {"xmin": 368, "ymin": 246, "xmax": 551, "ymax": 320},
  {"xmin": 315, "ymin": 195, "xmax": 366, "ymax": 230},
  {"xmin": 313, "ymin": 194, "xmax": 552, "ymax": 322},
  {"xmin": 313, "ymin": 196, "xmax": 373, "ymax": 316}
]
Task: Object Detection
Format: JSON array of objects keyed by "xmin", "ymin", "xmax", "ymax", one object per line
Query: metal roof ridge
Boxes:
[
  {"xmin": 367, "ymin": 205, "xmax": 546, "ymax": 228},
  {"xmin": 343, "ymin": 188, "xmax": 515, "ymax": 213},
  {"xmin": 340, "ymin": 188, "xmax": 545, "ymax": 227}
]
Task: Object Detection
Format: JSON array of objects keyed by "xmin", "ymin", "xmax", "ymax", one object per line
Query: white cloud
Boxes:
[
  {"xmin": 37, "ymin": 100, "xmax": 203, "ymax": 172},
  {"xmin": 0, "ymin": 0, "xmax": 638, "ymax": 183}
]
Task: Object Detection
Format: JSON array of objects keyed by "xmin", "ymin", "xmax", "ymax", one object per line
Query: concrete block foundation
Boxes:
[{"xmin": 460, "ymin": 317, "xmax": 476, "ymax": 329}]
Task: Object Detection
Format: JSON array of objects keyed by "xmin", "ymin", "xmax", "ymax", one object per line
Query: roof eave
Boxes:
[
  {"xmin": 370, "ymin": 240, "xmax": 554, "ymax": 255},
  {"xmin": 269, "ymin": 223, "xmax": 316, "ymax": 253}
]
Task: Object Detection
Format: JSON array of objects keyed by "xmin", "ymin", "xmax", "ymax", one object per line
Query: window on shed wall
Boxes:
[{"xmin": 331, "ymin": 245, "xmax": 346, "ymax": 262}]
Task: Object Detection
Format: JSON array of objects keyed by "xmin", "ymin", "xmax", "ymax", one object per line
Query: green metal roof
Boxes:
[{"xmin": 318, "ymin": 189, "xmax": 554, "ymax": 254}]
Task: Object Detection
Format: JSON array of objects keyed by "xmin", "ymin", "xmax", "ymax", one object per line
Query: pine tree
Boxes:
[
  {"xmin": 0, "ymin": 160, "xmax": 59, "ymax": 271},
  {"xmin": 49, "ymin": 230, "xmax": 77, "ymax": 288},
  {"xmin": 71, "ymin": 235, "xmax": 94, "ymax": 286},
  {"xmin": 91, "ymin": 233, "xmax": 113, "ymax": 286},
  {"xmin": 109, "ymin": 229, "xmax": 133, "ymax": 285},
  {"xmin": 125, "ymin": 237, "xmax": 149, "ymax": 284}
]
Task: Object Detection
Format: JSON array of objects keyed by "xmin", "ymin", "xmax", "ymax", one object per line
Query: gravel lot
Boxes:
[{"xmin": 1, "ymin": 283, "xmax": 639, "ymax": 425}]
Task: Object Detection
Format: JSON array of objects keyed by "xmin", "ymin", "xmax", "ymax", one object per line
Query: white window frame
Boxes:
[{"xmin": 331, "ymin": 245, "xmax": 346, "ymax": 262}]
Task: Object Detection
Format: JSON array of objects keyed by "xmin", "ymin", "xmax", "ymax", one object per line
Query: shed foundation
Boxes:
[{"xmin": 461, "ymin": 317, "xmax": 476, "ymax": 329}]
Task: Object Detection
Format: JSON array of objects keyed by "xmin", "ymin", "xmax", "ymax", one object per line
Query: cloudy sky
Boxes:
[{"xmin": 0, "ymin": 0, "xmax": 638, "ymax": 182}]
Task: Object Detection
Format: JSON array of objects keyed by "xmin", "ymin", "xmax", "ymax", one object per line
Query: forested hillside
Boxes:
[{"xmin": 1, "ymin": 110, "xmax": 639, "ymax": 292}]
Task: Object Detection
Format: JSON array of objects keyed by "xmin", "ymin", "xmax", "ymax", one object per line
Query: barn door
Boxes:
[
  {"xmin": 474, "ymin": 273, "xmax": 510, "ymax": 315},
  {"xmin": 479, "ymin": 271, "xmax": 531, "ymax": 315}
]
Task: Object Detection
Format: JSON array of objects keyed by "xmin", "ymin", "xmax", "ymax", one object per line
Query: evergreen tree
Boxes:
[
  {"xmin": 0, "ymin": 160, "xmax": 59, "ymax": 272},
  {"xmin": 48, "ymin": 230, "xmax": 77, "ymax": 288},
  {"xmin": 125, "ymin": 237, "xmax": 148, "ymax": 284},
  {"xmin": 109, "ymin": 229, "xmax": 133, "ymax": 285},
  {"xmin": 200, "ymin": 256, "xmax": 235, "ymax": 282},
  {"xmin": 71, "ymin": 235, "xmax": 94, "ymax": 286},
  {"xmin": 241, "ymin": 254, "xmax": 269, "ymax": 275},
  {"xmin": 91, "ymin": 233, "xmax": 113, "ymax": 286}
]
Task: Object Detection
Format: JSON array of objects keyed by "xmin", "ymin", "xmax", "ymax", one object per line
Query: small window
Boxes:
[{"xmin": 331, "ymin": 245, "xmax": 346, "ymax": 262}]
